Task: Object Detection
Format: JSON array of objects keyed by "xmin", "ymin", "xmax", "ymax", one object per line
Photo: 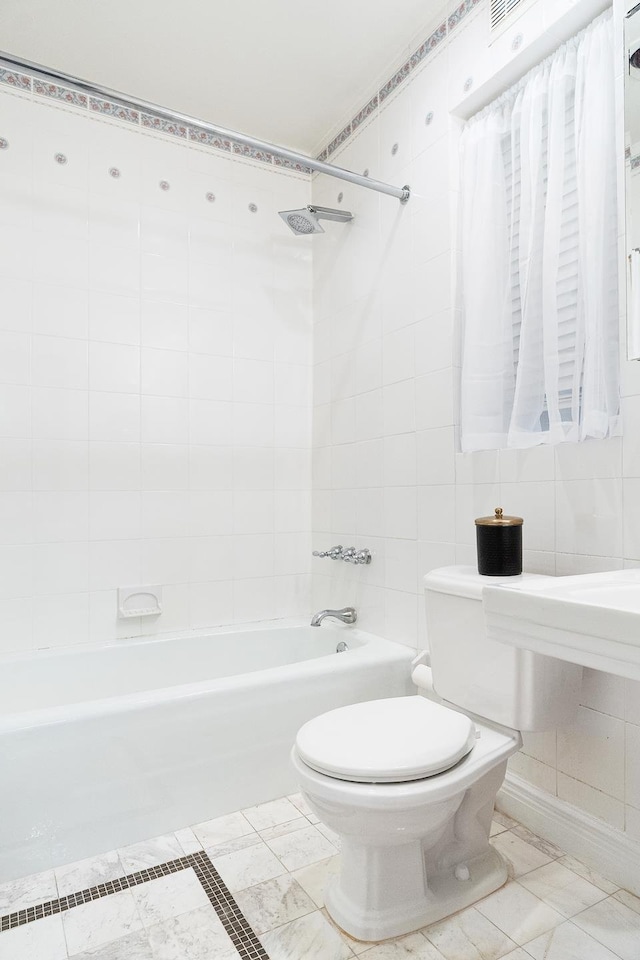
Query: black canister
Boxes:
[{"xmin": 475, "ymin": 507, "xmax": 523, "ymax": 576}]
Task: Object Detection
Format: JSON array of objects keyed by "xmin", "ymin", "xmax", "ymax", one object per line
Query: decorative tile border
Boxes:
[
  {"xmin": 326, "ymin": 123, "xmax": 353, "ymax": 157},
  {"xmin": 233, "ymin": 142, "xmax": 273, "ymax": 163},
  {"xmin": 33, "ymin": 79, "xmax": 88, "ymax": 107},
  {"xmin": 0, "ymin": 67, "xmax": 30, "ymax": 90},
  {"xmin": 141, "ymin": 112, "xmax": 189, "ymax": 139},
  {"xmin": 631, "ymin": 154, "xmax": 640, "ymax": 170},
  {"xmin": 89, "ymin": 96, "xmax": 139, "ymax": 124},
  {"xmin": 379, "ymin": 60, "xmax": 414, "ymax": 104},
  {"xmin": 351, "ymin": 94, "xmax": 379, "ymax": 134},
  {"xmin": 273, "ymin": 156, "xmax": 313, "ymax": 174},
  {"xmin": 318, "ymin": 0, "xmax": 485, "ymax": 159},
  {"xmin": 0, "ymin": 0, "xmax": 486, "ymax": 174},
  {"xmin": 0, "ymin": 62, "xmax": 306, "ymax": 176},
  {"xmin": 0, "ymin": 851, "xmax": 269, "ymax": 960},
  {"xmin": 189, "ymin": 127, "xmax": 235, "ymax": 151}
]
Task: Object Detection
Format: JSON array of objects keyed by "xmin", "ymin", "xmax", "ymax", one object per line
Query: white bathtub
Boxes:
[{"xmin": 0, "ymin": 620, "xmax": 413, "ymax": 882}]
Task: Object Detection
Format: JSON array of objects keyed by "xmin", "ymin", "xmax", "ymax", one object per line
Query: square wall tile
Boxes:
[
  {"xmin": 90, "ymin": 392, "xmax": 139, "ymax": 443},
  {"xmin": 89, "ymin": 341, "xmax": 139, "ymax": 393},
  {"xmin": 0, "ymin": 331, "xmax": 30, "ymax": 385},
  {"xmin": 33, "ymin": 387, "xmax": 88, "ymax": 440},
  {"xmin": 557, "ymin": 706, "xmax": 625, "ymax": 801},
  {"xmin": 142, "ymin": 300, "xmax": 188, "ymax": 351},
  {"xmin": 384, "ymin": 486, "xmax": 417, "ymax": 540},
  {"xmin": 555, "ymin": 479, "xmax": 622, "ymax": 558},
  {"xmin": 142, "ymin": 347, "xmax": 188, "ymax": 397},
  {"xmin": 33, "ymin": 283, "xmax": 89, "ymax": 340}
]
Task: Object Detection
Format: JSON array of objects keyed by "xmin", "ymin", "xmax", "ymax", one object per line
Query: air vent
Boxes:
[{"xmin": 491, "ymin": 0, "xmax": 524, "ymax": 31}]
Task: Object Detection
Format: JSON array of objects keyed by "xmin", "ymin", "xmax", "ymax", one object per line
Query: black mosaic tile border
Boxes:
[
  {"xmin": 190, "ymin": 851, "xmax": 269, "ymax": 960},
  {"xmin": 0, "ymin": 851, "xmax": 269, "ymax": 960}
]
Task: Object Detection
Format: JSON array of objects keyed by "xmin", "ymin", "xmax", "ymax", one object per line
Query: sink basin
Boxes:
[{"xmin": 483, "ymin": 569, "xmax": 640, "ymax": 681}]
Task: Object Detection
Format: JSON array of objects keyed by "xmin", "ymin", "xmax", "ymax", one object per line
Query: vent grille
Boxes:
[{"xmin": 490, "ymin": 0, "xmax": 524, "ymax": 30}]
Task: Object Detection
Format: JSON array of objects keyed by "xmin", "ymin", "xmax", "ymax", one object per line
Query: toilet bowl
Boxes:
[
  {"xmin": 292, "ymin": 566, "xmax": 583, "ymax": 942},
  {"xmin": 291, "ymin": 696, "xmax": 520, "ymax": 941}
]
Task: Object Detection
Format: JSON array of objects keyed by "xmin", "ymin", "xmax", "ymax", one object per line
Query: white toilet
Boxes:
[{"xmin": 291, "ymin": 566, "xmax": 583, "ymax": 942}]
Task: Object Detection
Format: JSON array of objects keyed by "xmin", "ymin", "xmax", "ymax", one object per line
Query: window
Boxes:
[{"xmin": 458, "ymin": 11, "xmax": 619, "ymax": 452}]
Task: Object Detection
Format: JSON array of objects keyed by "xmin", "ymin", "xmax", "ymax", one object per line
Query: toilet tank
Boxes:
[{"xmin": 424, "ymin": 566, "xmax": 582, "ymax": 731}]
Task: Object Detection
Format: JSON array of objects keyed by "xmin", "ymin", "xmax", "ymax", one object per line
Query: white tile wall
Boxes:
[
  {"xmin": 1, "ymin": 0, "xmax": 637, "ymax": 866},
  {"xmin": 310, "ymin": 0, "xmax": 640, "ymax": 843},
  {"xmin": 0, "ymin": 85, "xmax": 313, "ymax": 652}
]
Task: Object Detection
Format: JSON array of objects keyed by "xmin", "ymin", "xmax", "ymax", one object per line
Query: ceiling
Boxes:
[{"xmin": 0, "ymin": 0, "xmax": 445, "ymax": 156}]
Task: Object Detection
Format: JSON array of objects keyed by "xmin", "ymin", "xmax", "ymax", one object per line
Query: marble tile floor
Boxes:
[{"xmin": 0, "ymin": 795, "xmax": 639, "ymax": 960}]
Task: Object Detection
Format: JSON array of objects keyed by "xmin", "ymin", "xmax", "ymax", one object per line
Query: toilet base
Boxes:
[
  {"xmin": 325, "ymin": 846, "xmax": 508, "ymax": 943},
  {"xmin": 291, "ymin": 720, "xmax": 521, "ymax": 944}
]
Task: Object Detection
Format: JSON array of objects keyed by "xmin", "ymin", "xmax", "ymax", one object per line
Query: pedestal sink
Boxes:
[{"xmin": 483, "ymin": 569, "xmax": 640, "ymax": 681}]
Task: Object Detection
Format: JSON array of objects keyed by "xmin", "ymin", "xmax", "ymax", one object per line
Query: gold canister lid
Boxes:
[{"xmin": 475, "ymin": 507, "xmax": 523, "ymax": 527}]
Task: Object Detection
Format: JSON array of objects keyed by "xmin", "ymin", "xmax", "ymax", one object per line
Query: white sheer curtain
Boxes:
[{"xmin": 459, "ymin": 11, "xmax": 619, "ymax": 452}]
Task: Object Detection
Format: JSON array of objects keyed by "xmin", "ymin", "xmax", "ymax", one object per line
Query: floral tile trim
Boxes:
[
  {"xmin": 411, "ymin": 20, "xmax": 448, "ymax": 69},
  {"xmin": 449, "ymin": 0, "xmax": 473, "ymax": 30},
  {"xmin": 33, "ymin": 79, "xmax": 88, "ymax": 107},
  {"xmin": 0, "ymin": 55, "xmax": 311, "ymax": 177},
  {"xmin": 631, "ymin": 155, "xmax": 640, "ymax": 170},
  {"xmin": 351, "ymin": 94, "xmax": 379, "ymax": 133},
  {"xmin": 273, "ymin": 156, "xmax": 313, "ymax": 174},
  {"xmin": 0, "ymin": 62, "xmax": 310, "ymax": 174},
  {"xmin": 89, "ymin": 96, "xmax": 139, "ymax": 124},
  {"xmin": 326, "ymin": 123, "xmax": 352, "ymax": 158},
  {"xmin": 0, "ymin": 68, "xmax": 31, "ymax": 91},
  {"xmin": 379, "ymin": 17, "xmax": 446, "ymax": 102},
  {"xmin": 233, "ymin": 142, "xmax": 273, "ymax": 163},
  {"xmin": 0, "ymin": 0, "xmax": 482, "ymax": 185},
  {"xmin": 141, "ymin": 113, "xmax": 189, "ymax": 139},
  {"xmin": 189, "ymin": 127, "xmax": 234, "ymax": 151},
  {"xmin": 316, "ymin": 0, "xmax": 483, "ymax": 159},
  {"xmin": 379, "ymin": 62, "xmax": 412, "ymax": 103}
]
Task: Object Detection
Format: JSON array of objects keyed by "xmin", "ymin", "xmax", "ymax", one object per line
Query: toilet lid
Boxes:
[{"xmin": 295, "ymin": 696, "xmax": 477, "ymax": 783}]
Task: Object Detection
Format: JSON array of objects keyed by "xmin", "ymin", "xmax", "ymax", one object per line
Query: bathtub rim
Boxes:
[
  {"xmin": 0, "ymin": 618, "xmax": 415, "ymax": 734},
  {"xmin": 0, "ymin": 615, "xmax": 361, "ymax": 666}
]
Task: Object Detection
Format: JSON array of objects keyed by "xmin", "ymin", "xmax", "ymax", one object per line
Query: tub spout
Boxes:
[{"xmin": 310, "ymin": 607, "xmax": 357, "ymax": 627}]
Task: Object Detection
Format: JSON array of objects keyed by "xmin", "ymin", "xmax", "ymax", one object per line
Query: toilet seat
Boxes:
[{"xmin": 295, "ymin": 696, "xmax": 477, "ymax": 783}]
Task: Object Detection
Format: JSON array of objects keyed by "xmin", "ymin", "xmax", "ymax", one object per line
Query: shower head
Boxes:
[
  {"xmin": 278, "ymin": 204, "xmax": 354, "ymax": 236},
  {"xmin": 280, "ymin": 208, "xmax": 325, "ymax": 235}
]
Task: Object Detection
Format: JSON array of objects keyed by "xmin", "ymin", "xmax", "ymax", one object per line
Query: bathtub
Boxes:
[{"xmin": 0, "ymin": 620, "xmax": 414, "ymax": 882}]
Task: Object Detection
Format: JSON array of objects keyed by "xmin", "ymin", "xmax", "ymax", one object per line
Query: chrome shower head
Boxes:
[
  {"xmin": 278, "ymin": 204, "xmax": 354, "ymax": 236},
  {"xmin": 279, "ymin": 208, "xmax": 325, "ymax": 235}
]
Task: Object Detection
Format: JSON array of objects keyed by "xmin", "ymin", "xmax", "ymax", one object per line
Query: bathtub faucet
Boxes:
[{"xmin": 310, "ymin": 607, "xmax": 357, "ymax": 627}]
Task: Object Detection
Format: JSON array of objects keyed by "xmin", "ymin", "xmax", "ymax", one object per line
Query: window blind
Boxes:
[{"xmin": 490, "ymin": 0, "xmax": 526, "ymax": 32}]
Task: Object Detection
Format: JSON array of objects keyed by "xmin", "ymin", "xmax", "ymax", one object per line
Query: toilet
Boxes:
[{"xmin": 291, "ymin": 566, "xmax": 583, "ymax": 942}]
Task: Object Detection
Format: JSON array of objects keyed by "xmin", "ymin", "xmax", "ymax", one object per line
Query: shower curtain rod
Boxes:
[{"xmin": 0, "ymin": 51, "xmax": 411, "ymax": 204}]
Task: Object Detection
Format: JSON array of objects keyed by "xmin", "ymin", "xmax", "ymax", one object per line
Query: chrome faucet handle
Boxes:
[
  {"xmin": 312, "ymin": 545, "xmax": 344, "ymax": 560},
  {"xmin": 341, "ymin": 547, "xmax": 372, "ymax": 564}
]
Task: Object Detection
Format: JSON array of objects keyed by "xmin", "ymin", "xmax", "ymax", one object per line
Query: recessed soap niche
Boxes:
[{"xmin": 118, "ymin": 586, "xmax": 163, "ymax": 619}]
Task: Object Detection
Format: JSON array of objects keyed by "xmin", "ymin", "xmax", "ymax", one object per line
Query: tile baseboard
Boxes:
[{"xmin": 498, "ymin": 771, "xmax": 640, "ymax": 899}]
